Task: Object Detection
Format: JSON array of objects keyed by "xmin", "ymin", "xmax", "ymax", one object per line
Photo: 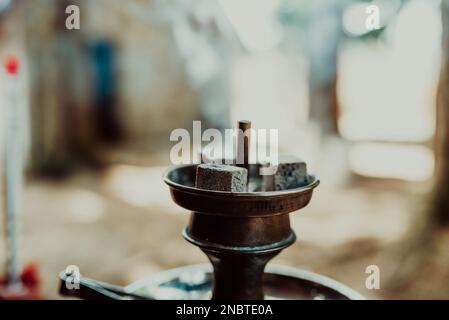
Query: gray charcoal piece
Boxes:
[
  {"xmin": 263, "ymin": 155, "xmax": 308, "ymax": 191},
  {"xmin": 195, "ymin": 163, "xmax": 248, "ymax": 192}
]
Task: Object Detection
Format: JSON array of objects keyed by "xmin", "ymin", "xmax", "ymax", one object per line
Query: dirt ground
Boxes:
[{"xmin": 1, "ymin": 156, "xmax": 448, "ymax": 300}]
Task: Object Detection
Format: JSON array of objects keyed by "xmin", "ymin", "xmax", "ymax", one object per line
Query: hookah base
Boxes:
[{"xmin": 126, "ymin": 264, "xmax": 365, "ymax": 300}]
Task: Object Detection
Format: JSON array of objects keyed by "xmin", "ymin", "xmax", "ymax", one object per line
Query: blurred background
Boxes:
[{"xmin": 0, "ymin": 0, "xmax": 448, "ymax": 299}]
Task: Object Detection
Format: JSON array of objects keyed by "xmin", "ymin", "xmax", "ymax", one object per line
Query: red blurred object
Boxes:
[
  {"xmin": 4, "ymin": 56, "xmax": 19, "ymax": 75},
  {"xmin": 0, "ymin": 264, "xmax": 42, "ymax": 300}
]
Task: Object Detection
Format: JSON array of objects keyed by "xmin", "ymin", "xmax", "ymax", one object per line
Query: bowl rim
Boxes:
[{"xmin": 163, "ymin": 164, "xmax": 320, "ymax": 198}]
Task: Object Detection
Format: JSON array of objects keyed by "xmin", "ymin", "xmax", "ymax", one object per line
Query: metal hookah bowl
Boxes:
[{"xmin": 163, "ymin": 164, "xmax": 362, "ymax": 300}]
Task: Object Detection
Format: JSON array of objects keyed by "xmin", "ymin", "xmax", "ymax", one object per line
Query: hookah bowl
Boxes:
[{"xmin": 163, "ymin": 164, "xmax": 360, "ymax": 300}]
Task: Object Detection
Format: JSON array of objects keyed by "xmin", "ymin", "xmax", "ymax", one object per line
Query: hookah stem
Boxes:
[
  {"xmin": 4, "ymin": 71, "xmax": 22, "ymax": 288},
  {"xmin": 237, "ymin": 120, "xmax": 251, "ymax": 186}
]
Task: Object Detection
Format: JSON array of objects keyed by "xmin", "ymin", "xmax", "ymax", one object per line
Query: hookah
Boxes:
[{"xmin": 59, "ymin": 121, "xmax": 363, "ymax": 300}]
